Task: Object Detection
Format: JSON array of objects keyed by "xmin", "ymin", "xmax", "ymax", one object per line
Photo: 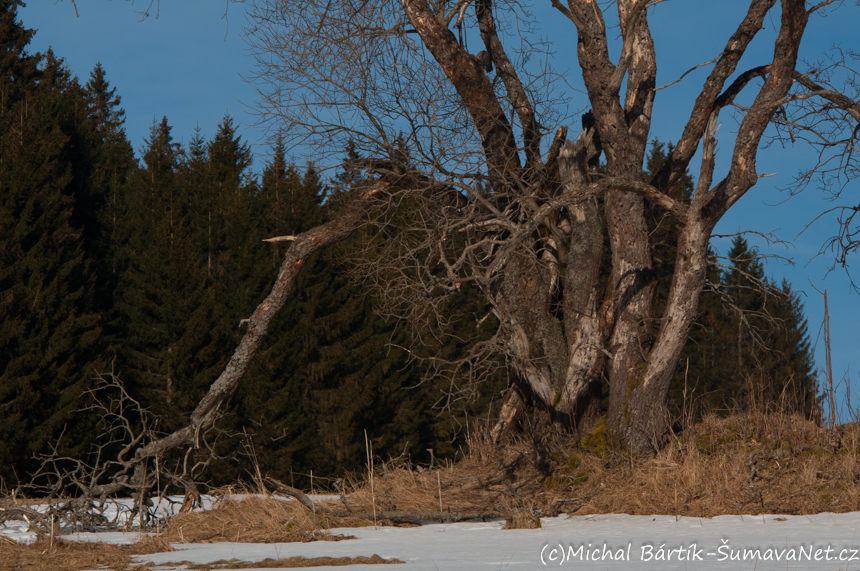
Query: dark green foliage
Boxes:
[
  {"xmin": 183, "ymin": 115, "xmax": 261, "ymax": 411},
  {"xmin": 85, "ymin": 62, "xmax": 135, "ymax": 281},
  {"xmin": 698, "ymin": 238, "xmax": 815, "ymax": 415},
  {"xmin": 115, "ymin": 115, "xmax": 262, "ymax": 430},
  {"xmin": 215, "ymin": 157, "xmax": 327, "ymax": 483},
  {"xmin": 677, "ymin": 237, "xmax": 818, "ymax": 417},
  {"xmin": 115, "ymin": 117, "xmax": 203, "ymax": 426},
  {"xmin": 0, "ymin": 0, "xmax": 38, "ymax": 101},
  {"xmin": 0, "ymin": 3, "xmax": 113, "ymax": 485},
  {"xmin": 662, "ymin": 218, "xmax": 816, "ymax": 418}
]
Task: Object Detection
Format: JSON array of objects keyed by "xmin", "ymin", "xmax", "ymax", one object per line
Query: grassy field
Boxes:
[{"xmin": 5, "ymin": 411, "xmax": 860, "ymax": 569}]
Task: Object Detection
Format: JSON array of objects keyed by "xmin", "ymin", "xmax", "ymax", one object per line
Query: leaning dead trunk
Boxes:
[{"xmin": 133, "ymin": 183, "xmax": 386, "ymax": 464}]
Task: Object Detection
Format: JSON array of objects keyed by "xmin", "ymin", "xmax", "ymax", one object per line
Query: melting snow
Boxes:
[{"xmin": 5, "ymin": 499, "xmax": 860, "ymax": 569}]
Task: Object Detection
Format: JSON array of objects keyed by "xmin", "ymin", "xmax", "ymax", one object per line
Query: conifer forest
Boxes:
[{"xmin": 0, "ymin": 0, "xmax": 822, "ymax": 491}]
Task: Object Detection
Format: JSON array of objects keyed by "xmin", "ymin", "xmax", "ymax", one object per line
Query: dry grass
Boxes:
[
  {"xmin": 337, "ymin": 412, "xmax": 860, "ymax": 524},
  {"xmin": 342, "ymin": 461, "xmax": 495, "ymax": 518},
  {"xmin": 174, "ymin": 554, "xmax": 402, "ymax": 569},
  {"xmin": 498, "ymin": 497, "xmax": 542, "ymax": 529},
  {"xmin": 560, "ymin": 413, "xmax": 860, "ymax": 518},
  {"xmin": 335, "ymin": 428, "xmax": 566, "ymax": 524},
  {"xmin": 159, "ymin": 493, "xmax": 359, "ymax": 544},
  {"xmin": 0, "ymin": 535, "xmax": 171, "ymax": 571},
  {"xmin": 6, "ymin": 411, "xmax": 860, "ymax": 571}
]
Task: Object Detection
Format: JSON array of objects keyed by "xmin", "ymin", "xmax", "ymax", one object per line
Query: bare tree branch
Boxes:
[{"xmin": 134, "ymin": 183, "xmax": 387, "ymax": 464}]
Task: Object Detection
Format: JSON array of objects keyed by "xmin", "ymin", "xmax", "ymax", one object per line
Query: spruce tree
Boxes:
[
  {"xmin": 116, "ymin": 117, "xmax": 202, "ymax": 426},
  {"xmin": 206, "ymin": 115, "xmax": 262, "ymax": 316},
  {"xmin": 185, "ymin": 115, "xmax": 262, "ymax": 411},
  {"xmin": 0, "ymin": 4, "xmax": 108, "ymax": 484},
  {"xmin": 720, "ymin": 237, "xmax": 816, "ymax": 414},
  {"xmin": 84, "ymin": 62, "xmax": 134, "ymax": 277},
  {"xmin": 226, "ymin": 151, "xmax": 330, "ymax": 484},
  {"xmin": 771, "ymin": 280, "xmax": 817, "ymax": 416},
  {"xmin": 665, "ymin": 235, "xmax": 817, "ymax": 419}
]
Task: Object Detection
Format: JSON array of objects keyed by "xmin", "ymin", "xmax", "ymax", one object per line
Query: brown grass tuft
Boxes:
[
  {"xmin": 338, "ymin": 412, "xmax": 860, "ymax": 522},
  {"xmin": 0, "ymin": 535, "xmax": 172, "ymax": 571},
  {"xmin": 159, "ymin": 494, "xmax": 355, "ymax": 544},
  {"xmin": 499, "ymin": 497, "xmax": 542, "ymax": 529},
  {"xmin": 556, "ymin": 412, "xmax": 860, "ymax": 518},
  {"xmin": 339, "ymin": 428, "xmax": 541, "ymax": 524},
  {"xmin": 171, "ymin": 554, "xmax": 403, "ymax": 569}
]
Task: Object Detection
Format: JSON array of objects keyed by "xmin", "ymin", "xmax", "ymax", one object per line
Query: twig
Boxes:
[
  {"xmin": 823, "ymin": 290, "xmax": 836, "ymax": 428},
  {"xmin": 365, "ymin": 430, "xmax": 377, "ymax": 529},
  {"xmin": 654, "ymin": 54, "xmax": 723, "ymax": 91},
  {"xmin": 437, "ymin": 472, "xmax": 443, "ymax": 516}
]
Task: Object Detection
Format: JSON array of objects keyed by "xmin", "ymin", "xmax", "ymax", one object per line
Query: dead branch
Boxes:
[
  {"xmin": 133, "ymin": 183, "xmax": 386, "ymax": 464},
  {"xmin": 263, "ymin": 476, "xmax": 331, "ymax": 513}
]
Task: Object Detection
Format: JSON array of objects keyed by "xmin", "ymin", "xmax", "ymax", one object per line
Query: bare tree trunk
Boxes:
[
  {"xmin": 556, "ymin": 140, "xmax": 606, "ymax": 434},
  {"xmin": 489, "ymin": 125, "xmax": 608, "ymax": 433},
  {"xmin": 615, "ymin": 0, "xmax": 809, "ymax": 455},
  {"xmin": 605, "ymin": 190, "xmax": 655, "ymax": 440},
  {"xmin": 497, "ymin": 252, "xmax": 566, "ymax": 407},
  {"xmin": 614, "ymin": 218, "xmax": 711, "ymax": 453},
  {"xmin": 567, "ymin": 0, "xmax": 658, "ymax": 449}
]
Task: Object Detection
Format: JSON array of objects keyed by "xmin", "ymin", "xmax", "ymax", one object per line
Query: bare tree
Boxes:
[{"xmin": 241, "ymin": 0, "xmax": 860, "ymax": 455}]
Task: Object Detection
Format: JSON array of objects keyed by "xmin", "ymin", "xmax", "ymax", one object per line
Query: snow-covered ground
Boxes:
[
  {"xmin": 6, "ymin": 501, "xmax": 860, "ymax": 569},
  {"xmin": 132, "ymin": 512, "xmax": 860, "ymax": 570}
]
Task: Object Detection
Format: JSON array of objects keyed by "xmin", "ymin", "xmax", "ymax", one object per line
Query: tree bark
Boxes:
[
  {"xmin": 556, "ymin": 139, "xmax": 605, "ymax": 434},
  {"xmin": 490, "ymin": 389, "xmax": 523, "ymax": 443},
  {"xmin": 614, "ymin": 216, "xmax": 712, "ymax": 452},
  {"xmin": 497, "ymin": 251, "xmax": 566, "ymax": 408},
  {"xmin": 487, "ymin": 124, "xmax": 608, "ymax": 430},
  {"xmin": 604, "ymin": 190, "xmax": 655, "ymax": 440}
]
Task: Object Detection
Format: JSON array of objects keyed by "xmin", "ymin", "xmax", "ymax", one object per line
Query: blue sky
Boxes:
[
  {"xmin": 22, "ymin": 1, "xmax": 260, "ymax": 158},
  {"xmin": 20, "ymin": 0, "xmax": 859, "ymax": 419}
]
